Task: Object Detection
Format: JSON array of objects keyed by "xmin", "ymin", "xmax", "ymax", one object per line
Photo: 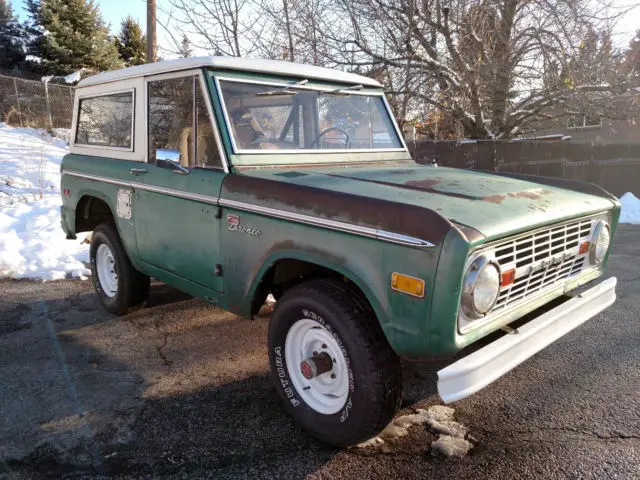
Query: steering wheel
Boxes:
[{"xmin": 310, "ymin": 127, "xmax": 351, "ymax": 149}]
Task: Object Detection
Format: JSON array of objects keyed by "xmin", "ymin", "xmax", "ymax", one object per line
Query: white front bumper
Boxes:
[{"xmin": 437, "ymin": 277, "xmax": 617, "ymax": 403}]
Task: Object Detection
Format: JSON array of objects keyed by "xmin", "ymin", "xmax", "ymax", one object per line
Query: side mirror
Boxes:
[
  {"xmin": 155, "ymin": 148, "xmax": 190, "ymax": 175},
  {"xmin": 156, "ymin": 148, "xmax": 181, "ymax": 164}
]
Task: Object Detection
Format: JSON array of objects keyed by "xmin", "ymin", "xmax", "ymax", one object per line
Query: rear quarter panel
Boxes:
[{"xmin": 61, "ymin": 154, "xmax": 141, "ymax": 269}]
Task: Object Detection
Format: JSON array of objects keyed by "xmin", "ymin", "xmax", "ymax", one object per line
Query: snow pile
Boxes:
[
  {"xmin": 0, "ymin": 124, "xmax": 90, "ymax": 280},
  {"xmin": 356, "ymin": 405, "xmax": 474, "ymax": 457},
  {"xmin": 619, "ymin": 192, "xmax": 640, "ymax": 224}
]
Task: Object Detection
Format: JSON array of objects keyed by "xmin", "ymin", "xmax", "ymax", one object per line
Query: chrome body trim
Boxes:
[
  {"xmin": 63, "ymin": 170, "xmax": 219, "ymax": 205},
  {"xmin": 63, "ymin": 170, "xmax": 436, "ymax": 248},
  {"xmin": 374, "ymin": 230, "xmax": 435, "ymax": 248},
  {"xmin": 220, "ymin": 198, "xmax": 435, "ymax": 248}
]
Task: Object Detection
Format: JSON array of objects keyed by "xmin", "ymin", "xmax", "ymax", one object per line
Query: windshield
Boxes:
[{"xmin": 217, "ymin": 80, "xmax": 403, "ymax": 153}]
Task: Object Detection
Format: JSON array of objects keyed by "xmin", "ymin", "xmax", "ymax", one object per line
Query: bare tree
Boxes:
[
  {"xmin": 323, "ymin": 0, "xmax": 634, "ymax": 138},
  {"xmin": 160, "ymin": 0, "xmax": 266, "ymax": 57}
]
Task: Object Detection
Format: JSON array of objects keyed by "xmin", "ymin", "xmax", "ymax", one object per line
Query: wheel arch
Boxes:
[
  {"xmin": 75, "ymin": 193, "xmax": 116, "ymax": 233},
  {"xmin": 247, "ymin": 250, "xmax": 389, "ymax": 327}
]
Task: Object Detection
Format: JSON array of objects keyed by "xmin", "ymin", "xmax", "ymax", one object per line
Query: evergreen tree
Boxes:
[
  {"xmin": 0, "ymin": 0, "xmax": 26, "ymax": 70},
  {"xmin": 178, "ymin": 34, "xmax": 193, "ymax": 58},
  {"xmin": 25, "ymin": 0, "xmax": 122, "ymax": 75},
  {"xmin": 116, "ymin": 16, "xmax": 146, "ymax": 67}
]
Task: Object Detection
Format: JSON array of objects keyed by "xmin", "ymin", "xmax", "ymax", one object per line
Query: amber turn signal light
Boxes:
[
  {"xmin": 391, "ymin": 272, "xmax": 425, "ymax": 298},
  {"xmin": 500, "ymin": 268, "xmax": 516, "ymax": 287},
  {"xmin": 579, "ymin": 241, "xmax": 590, "ymax": 255}
]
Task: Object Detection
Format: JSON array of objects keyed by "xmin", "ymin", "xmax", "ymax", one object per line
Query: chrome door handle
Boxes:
[{"xmin": 130, "ymin": 168, "xmax": 149, "ymax": 175}]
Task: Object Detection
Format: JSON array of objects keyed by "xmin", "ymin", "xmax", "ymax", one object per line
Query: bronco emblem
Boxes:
[{"xmin": 226, "ymin": 213, "xmax": 261, "ymax": 237}]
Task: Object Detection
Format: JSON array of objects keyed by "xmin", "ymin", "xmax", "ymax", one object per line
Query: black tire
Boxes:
[
  {"xmin": 90, "ymin": 223, "xmax": 150, "ymax": 315},
  {"xmin": 268, "ymin": 278, "xmax": 402, "ymax": 446}
]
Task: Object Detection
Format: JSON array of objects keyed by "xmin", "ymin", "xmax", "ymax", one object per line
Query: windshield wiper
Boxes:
[
  {"xmin": 256, "ymin": 79, "xmax": 309, "ymax": 96},
  {"xmin": 321, "ymin": 84, "xmax": 364, "ymax": 95}
]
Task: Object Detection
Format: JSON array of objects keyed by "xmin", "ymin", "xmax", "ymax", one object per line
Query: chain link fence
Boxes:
[{"xmin": 0, "ymin": 73, "xmax": 75, "ymax": 130}]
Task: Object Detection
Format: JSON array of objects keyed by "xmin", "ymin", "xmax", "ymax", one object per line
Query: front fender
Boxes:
[{"xmin": 247, "ymin": 248, "xmax": 389, "ymax": 327}]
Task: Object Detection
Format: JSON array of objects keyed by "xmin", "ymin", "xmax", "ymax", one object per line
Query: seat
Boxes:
[{"xmin": 230, "ymin": 108, "xmax": 265, "ymax": 149}]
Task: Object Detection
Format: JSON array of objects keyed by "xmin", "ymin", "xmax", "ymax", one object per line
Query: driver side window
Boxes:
[{"xmin": 148, "ymin": 75, "xmax": 222, "ymax": 168}]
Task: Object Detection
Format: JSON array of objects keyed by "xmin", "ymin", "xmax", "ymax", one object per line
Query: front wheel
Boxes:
[
  {"xmin": 90, "ymin": 223, "xmax": 150, "ymax": 315},
  {"xmin": 268, "ymin": 279, "xmax": 402, "ymax": 446}
]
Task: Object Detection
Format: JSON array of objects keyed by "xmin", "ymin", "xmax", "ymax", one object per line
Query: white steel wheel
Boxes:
[
  {"xmin": 285, "ymin": 319, "xmax": 349, "ymax": 415},
  {"xmin": 96, "ymin": 243, "xmax": 118, "ymax": 298}
]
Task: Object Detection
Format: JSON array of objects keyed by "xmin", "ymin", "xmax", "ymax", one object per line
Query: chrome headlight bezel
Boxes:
[
  {"xmin": 460, "ymin": 255, "xmax": 501, "ymax": 320},
  {"xmin": 589, "ymin": 220, "xmax": 611, "ymax": 265}
]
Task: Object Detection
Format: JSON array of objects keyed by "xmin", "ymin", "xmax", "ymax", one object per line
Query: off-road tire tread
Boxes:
[{"xmin": 272, "ymin": 278, "xmax": 403, "ymax": 446}]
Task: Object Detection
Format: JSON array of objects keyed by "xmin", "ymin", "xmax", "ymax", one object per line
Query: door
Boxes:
[{"xmin": 133, "ymin": 71, "xmax": 226, "ymax": 292}]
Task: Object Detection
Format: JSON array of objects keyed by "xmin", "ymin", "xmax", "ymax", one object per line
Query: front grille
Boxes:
[{"xmin": 491, "ymin": 217, "xmax": 594, "ymax": 312}]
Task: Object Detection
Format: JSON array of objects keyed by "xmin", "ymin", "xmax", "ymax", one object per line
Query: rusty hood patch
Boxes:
[{"xmin": 222, "ymin": 164, "xmax": 616, "ymax": 242}]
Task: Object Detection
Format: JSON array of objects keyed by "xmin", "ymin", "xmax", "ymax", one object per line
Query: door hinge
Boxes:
[
  {"xmin": 214, "ymin": 264, "xmax": 223, "ymax": 276},
  {"xmin": 214, "ymin": 206, "xmax": 222, "ymax": 219}
]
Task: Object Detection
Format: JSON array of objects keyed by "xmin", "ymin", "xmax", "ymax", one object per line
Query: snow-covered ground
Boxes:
[
  {"xmin": 0, "ymin": 124, "xmax": 90, "ymax": 280},
  {"xmin": 620, "ymin": 192, "xmax": 640, "ymax": 224},
  {"xmin": 0, "ymin": 123, "xmax": 638, "ymax": 280}
]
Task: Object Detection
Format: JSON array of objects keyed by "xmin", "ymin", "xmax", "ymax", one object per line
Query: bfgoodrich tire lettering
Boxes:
[
  {"xmin": 268, "ymin": 279, "xmax": 402, "ymax": 446},
  {"xmin": 90, "ymin": 223, "xmax": 149, "ymax": 315}
]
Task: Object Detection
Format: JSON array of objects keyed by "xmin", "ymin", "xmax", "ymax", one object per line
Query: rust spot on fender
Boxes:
[
  {"xmin": 268, "ymin": 240, "xmax": 346, "ymax": 266},
  {"xmin": 322, "ymin": 173, "xmax": 477, "ymax": 200},
  {"xmin": 483, "ymin": 194, "xmax": 505, "ymax": 204},
  {"xmin": 222, "ymin": 175, "xmax": 452, "ymax": 245},
  {"xmin": 482, "ymin": 189, "xmax": 551, "ymax": 204}
]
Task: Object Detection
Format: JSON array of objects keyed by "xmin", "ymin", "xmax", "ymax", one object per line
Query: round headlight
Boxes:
[
  {"xmin": 589, "ymin": 221, "xmax": 611, "ymax": 265},
  {"xmin": 461, "ymin": 256, "xmax": 501, "ymax": 319}
]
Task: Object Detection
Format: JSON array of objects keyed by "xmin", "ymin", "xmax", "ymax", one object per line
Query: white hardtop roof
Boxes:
[{"xmin": 77, "ymin": 56, "xmax": 383, "ymax": 88}]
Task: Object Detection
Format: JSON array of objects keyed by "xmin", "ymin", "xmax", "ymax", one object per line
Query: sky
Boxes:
[
  {"xmin": 12, "ymin": 0, "xmax": 180, "ymax": 54},
  {"xmin": 13, "ymin": 0, "xmax": 147, "ymax": 33}
]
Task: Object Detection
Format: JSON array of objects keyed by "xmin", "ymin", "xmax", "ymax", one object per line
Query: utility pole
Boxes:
[{"xmin": 147, "ymin": 0, "xmax": 157, "ymax": 63}]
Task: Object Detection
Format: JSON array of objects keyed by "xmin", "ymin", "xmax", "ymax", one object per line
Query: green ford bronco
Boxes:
[{"xmin": 60, "ymin": 57, "xmax": 619, "ymax": 446}]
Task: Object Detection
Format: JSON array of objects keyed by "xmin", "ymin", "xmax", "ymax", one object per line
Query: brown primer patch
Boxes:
[
  {"xmin": 405, "ymin": 179, "xmax": 442, "ymax": 189},
  {"xmin": 222, "ymin": 175, "xmax": 453, "ymax": 245}
]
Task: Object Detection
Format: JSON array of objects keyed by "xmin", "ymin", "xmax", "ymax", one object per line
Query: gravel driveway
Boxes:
[{"xmin": 1, "ymin": 225, "xmax": 639, "ymax": 479}]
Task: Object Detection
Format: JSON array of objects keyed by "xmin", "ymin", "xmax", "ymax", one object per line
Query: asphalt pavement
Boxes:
[{"xmin": 1, "ymin": 225, "xmax": 639, "ymax": 479}]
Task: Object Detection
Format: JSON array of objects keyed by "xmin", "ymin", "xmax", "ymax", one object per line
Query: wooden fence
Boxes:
[{"xmin": 408, "ymin": 140, "xmax": 640, "ymax": 196}]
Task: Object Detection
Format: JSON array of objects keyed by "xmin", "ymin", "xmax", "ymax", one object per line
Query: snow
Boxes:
[
  {"xmin": 355, "ymin": 405, "xmax": 473, "ymax": 457},
  {"xmin": 42, "ymin": 69, "xmax": 85, "ymax": 85},
  {"xmin": 63, "ymin": 69, "xmax": 85, "ymax": 84},
  {"xmin": 0, "ymin": 124, "xmax": 90, "ymax": 280},
  {"xmin": 620, "ymin": 192, "xmax": 640, "ymax": 224}
]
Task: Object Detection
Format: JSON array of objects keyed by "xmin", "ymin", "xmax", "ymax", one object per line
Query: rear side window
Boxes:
[{"xmin": 75, "ymin": 92, "xmax": 134, "ymax": 148}]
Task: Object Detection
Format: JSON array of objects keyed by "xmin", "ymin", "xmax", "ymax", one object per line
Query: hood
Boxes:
[{"xmin": 234, "ymin": 164, "xmax": 616, "ymax": 242}]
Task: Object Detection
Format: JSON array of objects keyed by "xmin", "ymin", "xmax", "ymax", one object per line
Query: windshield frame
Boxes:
[{"xmin": 213, "ymin": 75, "xmax": 408, "ymax": 158}]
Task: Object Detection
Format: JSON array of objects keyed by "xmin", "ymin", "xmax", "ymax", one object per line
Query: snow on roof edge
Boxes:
[{"xmin": 77, "ymin": 56, "xmax": 382, "ymax": 88}]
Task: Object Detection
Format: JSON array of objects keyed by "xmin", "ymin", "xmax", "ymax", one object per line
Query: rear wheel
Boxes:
[
  {"xmin": 90, "ymin": 223, "xmax": 149, "ymax": 315},
  {"xmin": 268, "ymin": 279, "xmax": 402, "ymax": 446}
]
